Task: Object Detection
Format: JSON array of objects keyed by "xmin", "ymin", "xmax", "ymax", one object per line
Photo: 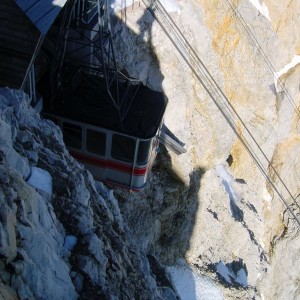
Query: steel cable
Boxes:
[
  {"xmin": 225, "ymin": 0, "xmax": 300, "ymax": 119},
  {"xmin": 142, "ymin": 0, "xmax": 300, "ymax": 226}
]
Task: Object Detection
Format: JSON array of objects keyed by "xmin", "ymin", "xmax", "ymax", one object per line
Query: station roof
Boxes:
[
  {"xmin": 16, "ymin": 0, "xmax": 68, "ymax": 35},
  {"xmin": 0, "ymin": 0, "xmax": 40, "ymax": 89},
  {"xmin": 0, "ymin": 0, "xmax": 68, "ymax": 89}
]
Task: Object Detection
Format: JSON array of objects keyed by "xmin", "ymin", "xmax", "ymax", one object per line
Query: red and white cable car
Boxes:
[
  {"xmin": 39, "ymin": 0, "xmax": 168, "ymax": 190},
  {"xmin": 43, "ymin": 73, "xmax": 167, "ymax": 191}
]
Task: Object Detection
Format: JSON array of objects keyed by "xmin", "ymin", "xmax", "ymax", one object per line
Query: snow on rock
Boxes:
[
  {"xmin": 216, "ymin": 165, "xmax": 238, "ymax": 202},
  {"xmin": 27, "ymin": 167, "xmax": 53, "ymax": 197},
  {"xmin": 64, "ymin": 235, "xmax": 78, "ymax": 251},
  {"xmin": 216, "ymin": 165, "xmax": 244, "ymax": 222},
  {"xmin": 159, "ymin": 0, "xmax": 180, "ymax": 13},
  {"xmin": 215, "ymin": 261, "xmax": 248, "ymax": 288},
  {"xmin": 248, "ymin": 0, "xmax": 271, "ymax": 21},
  {"xmin": 167, "ymin": 263, "xmax": 223, "ymax": 300},
  {"xmin": 274, "ymin": 54, "xmax": 300, "ymax": 92},
  {"xmin": 111, "ymin": 0, "xmax": 180, "ymax": 13}
]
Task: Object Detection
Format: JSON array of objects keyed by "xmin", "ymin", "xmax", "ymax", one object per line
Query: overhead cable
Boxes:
[{"xmin": 142, "ymin": 0, "xmax": 300, "ymax": 226}]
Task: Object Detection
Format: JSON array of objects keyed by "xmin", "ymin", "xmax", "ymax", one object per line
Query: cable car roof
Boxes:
[{"xmin": 44, "ymin": 73, "xmax": 168, "ymax": 139}]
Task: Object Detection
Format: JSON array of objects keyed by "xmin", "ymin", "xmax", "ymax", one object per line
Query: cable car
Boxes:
[
  {"xmin": 43, "ymin": 71, "xmax": 167, "ymax": 191},
  {"xmin": 37, "ymin": 0, "xmax": 168, "ymax": 191},
  {"xmin": 0, "ymin": 0, "xmax": 169, "ymax": 191}
]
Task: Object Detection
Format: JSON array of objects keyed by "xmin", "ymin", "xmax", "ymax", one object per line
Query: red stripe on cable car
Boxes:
[{"xmin": 69, "ymin": 150, "xmax": 147, "ymax": 176}]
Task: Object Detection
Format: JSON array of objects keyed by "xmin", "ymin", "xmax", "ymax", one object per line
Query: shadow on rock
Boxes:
[{"xmin": 115, "ymin": 145, "xmax": 204, "ymax": 264}]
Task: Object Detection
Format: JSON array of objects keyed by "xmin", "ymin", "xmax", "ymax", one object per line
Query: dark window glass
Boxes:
[
  {"xmin": 63, "ymin": 123, "xmax": 82, "ymax": 149},
  {"xmin": 137, "ymin": 140, "xmax": 151, "ymax": 164},
  {"xmin": 112, "ymin": 134, "xmax": 135, "ymax": 163},
  {"xmin": 86, "ymin": 129, "xmax": 106, "ymax": 156}
]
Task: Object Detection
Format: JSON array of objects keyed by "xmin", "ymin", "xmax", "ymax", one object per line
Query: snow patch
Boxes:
[
  {"xmin": 111, "ymin": 0, "xmax": 180, "ymax": 13},
  {"xmin": 216, "ymin": 165, "xmax": 244, "ymax": 222},
  {"xmin": 167, "ymin": 264, "xmax": 223, "ymax": 300},
  {"xmin": 64, "ymin": 235, "xmax": 78, "ymax": 251},
  {"xmin": 248, "ymin": 0, "xmax": 271, "ymax": 22},
  {"xmin": 262, "ymin": 186, "xmax": 272, "ymax": 202},
  {"xmin": 159, "ymin": 0, "xmax": 180, "ymax": 12},
  {"xmin": 216, "ymin": 261, "xmax": 248, "ymax": 288},
  {"xmin": 274, "ymin": 55, "xmax": 300, "ymax": 92},
  {"xmin": 216, "ymin": 262, "xmax": 233, "ymax": 284},
  {"xmin": 236, "ymin": 268, "xmax": 248, "ymax": 287},
  {"xmin": 216, "ymin": 165, "xmax": 238, "ymax": 202},
  {"xmin": 27, "ymin": 167, "xmax": 53, "ymax": 197}
]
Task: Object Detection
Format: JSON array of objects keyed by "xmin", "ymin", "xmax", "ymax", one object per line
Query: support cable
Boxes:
[
  {"xmin": 142, "ymin": 0, "xmax": 300, "ymax": 226},
  {"xmin": 225, "ymin": 0, "xmax": 300, "ymax": 120}
]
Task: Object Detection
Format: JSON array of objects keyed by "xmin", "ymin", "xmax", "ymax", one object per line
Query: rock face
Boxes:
[
  {"xmin": 0, "ymin": 88, "xmax": 178, "ymax": 299},
  {"xmin": 111, "ymin": 0, "xmax": 300, "ymax": 299},
  {"xmin": 1, "ymin": 0, "xmax": 299, "ymax": 299}
]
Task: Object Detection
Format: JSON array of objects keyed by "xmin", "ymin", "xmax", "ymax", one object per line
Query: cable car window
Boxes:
[
  {"xmin": 86, "ymin": 129, "xmax": 106, "ymax": 156},
  {"xmin": 112, "ymin": 134, "xmax": 135, "ymax": 163},
  {"xmin": 63, "ymin": 123, "xmax": 82, "ymax": 149},
  {"xmin": 137, "ymin": 140, "xmax": 151, "ymax": 164}
]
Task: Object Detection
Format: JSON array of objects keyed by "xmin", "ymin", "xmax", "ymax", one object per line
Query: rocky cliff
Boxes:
[
  {"xmin": 111, "ymin": 0, "xmax": 300, "ymax": 299},
  {"xmin": 0, "ymin": 88, "xmax": 179, "ymax": 299},
  {"xmin": 0, "ymin": 0, "xmax": 299, "ymax": 299}
]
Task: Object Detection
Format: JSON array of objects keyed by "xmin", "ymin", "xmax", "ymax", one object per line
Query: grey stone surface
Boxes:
[
  {"xmin": 111, "ymin": 1, "xmax": 300, "ymax": 299},
  {"xmin": 0, "ymin": 88, "xmax": 177, "ymax": 299},
  {"xmin": 1, "ymin": 0, "xmax": 299, "ymax": 299}
]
